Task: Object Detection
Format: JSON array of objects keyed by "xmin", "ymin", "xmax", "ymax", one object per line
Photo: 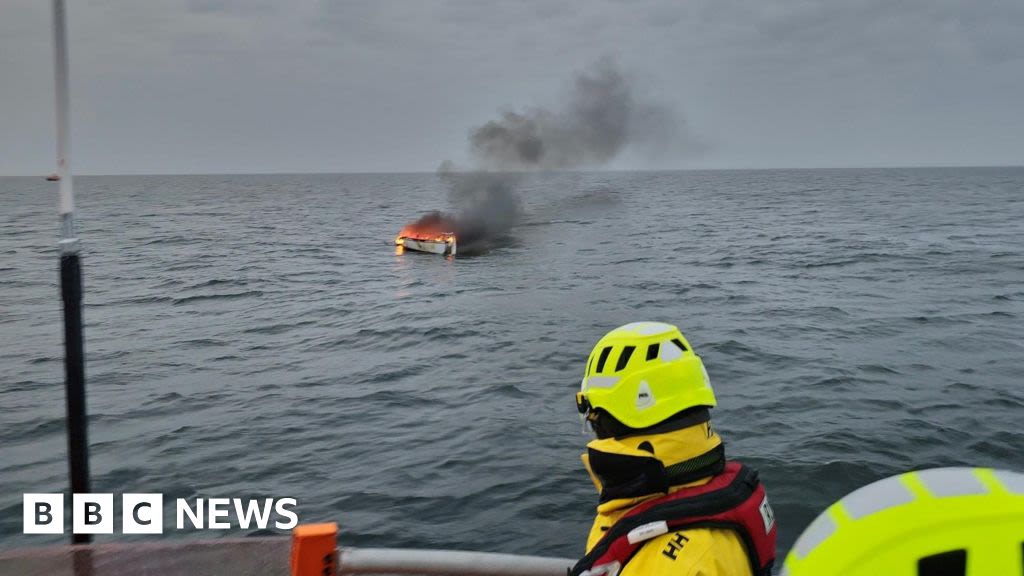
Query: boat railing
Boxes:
[
  {"xmin": 0, "ymin": 528, "xmax": 574, "ymax": 576},
  {"xmin": 339, "ymin": 547, "xmax": 572, "ymax": 575}
]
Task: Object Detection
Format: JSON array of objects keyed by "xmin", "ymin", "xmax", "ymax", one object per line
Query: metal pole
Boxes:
[
  {"xmin": 52, "ymin": 0, "xmax": 91, "ymax": 546},
  {"xmin": 338, "ymin": 548, "xmax": 574, "ymax": 576}
]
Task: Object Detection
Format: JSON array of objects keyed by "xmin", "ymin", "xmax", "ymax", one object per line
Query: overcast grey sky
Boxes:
[{"xmin": 2, "ymin": 0, "xmax": 1022, "ymax": 175}]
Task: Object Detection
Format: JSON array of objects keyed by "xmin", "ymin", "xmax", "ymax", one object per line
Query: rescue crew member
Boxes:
[
  {"xmin": 782, "ymin": 466, "xmax": 1024, "ymax": 576},
  {"xmin": 571, "ymin": 322, "xmax": 777, "ymax": 576}
]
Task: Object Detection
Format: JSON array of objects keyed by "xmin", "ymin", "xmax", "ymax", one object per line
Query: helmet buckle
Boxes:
[{"xmin": 576, "ymin": 392, "xmax": 591, "ymax": 415}]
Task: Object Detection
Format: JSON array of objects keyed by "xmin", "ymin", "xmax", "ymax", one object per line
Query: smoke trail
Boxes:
[
  {"xmin": 402, "ymin": 60, "xmax": 681, "ymax": 252},
  {"xmin": 466, "ymin": 59, "xmax": 634, "ymax": 171}
]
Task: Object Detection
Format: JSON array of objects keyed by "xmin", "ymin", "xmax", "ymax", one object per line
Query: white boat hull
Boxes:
[{"xmin": 397, "ymin": 237, "xmax": 457, "ymax": 255}]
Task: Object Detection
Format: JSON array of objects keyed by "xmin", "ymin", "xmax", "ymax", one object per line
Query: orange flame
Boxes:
[{"xmin": 395, "ymin": 213, "xmax": 457, "ymax": 245}]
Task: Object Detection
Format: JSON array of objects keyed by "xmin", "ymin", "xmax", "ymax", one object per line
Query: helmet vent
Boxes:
[
  {"xmin": 596, "ymin": 346, "xmax": 613, "ymax": 372},
  {"xmin": 615, "ymin": 346, "xmax": 635, "ymax": 372},
  {"xmin": 645, "ymin": 343, "xmax": 660, "ymax": 361},
  {"xmin": 916, "ymin": 549, "xmax": 966, "ymax": 576},
  {"xmin": 659, "ymin": 341, "xmax": 684, "ymax": 362}
]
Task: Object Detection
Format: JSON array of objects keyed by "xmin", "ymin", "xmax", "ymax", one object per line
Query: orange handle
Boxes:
[{"xmin": 291, "ymin": 522, "xmax": 338, "ymax": 576}]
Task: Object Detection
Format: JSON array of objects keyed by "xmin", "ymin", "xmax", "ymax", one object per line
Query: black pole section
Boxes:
[{"xmin": 61, "ymin": 250, "xmax": 91, "ymax": 545}]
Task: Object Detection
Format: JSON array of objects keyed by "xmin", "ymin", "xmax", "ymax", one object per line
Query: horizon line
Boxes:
[{"xmin": 2, "ymin": 163, "xmax": 1022, "ymax": 178}]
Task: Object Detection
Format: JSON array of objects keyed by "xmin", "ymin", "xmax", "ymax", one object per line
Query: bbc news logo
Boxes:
[{"xmin": 24, "ymin": 494, "xmax": 298, "ymax": 535}]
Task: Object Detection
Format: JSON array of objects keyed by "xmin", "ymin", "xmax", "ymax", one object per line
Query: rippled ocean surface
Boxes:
[{"xmin": 2, "ymin": 169, "xmax": 1023, "ymax": 559}]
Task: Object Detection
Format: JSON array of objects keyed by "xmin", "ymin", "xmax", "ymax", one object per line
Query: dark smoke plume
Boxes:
[
  {"xmin": 403, "ymin": 60, "xmax": 681, "ymax": 252},
  {"xmin": 467, "ymin": 59, "xmax": 634, "ymax": 171}
]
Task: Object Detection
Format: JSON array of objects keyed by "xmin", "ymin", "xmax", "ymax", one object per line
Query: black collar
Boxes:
[{"xmin": 590, "ymin": 442, "xmax": 726, "ymax": 503}]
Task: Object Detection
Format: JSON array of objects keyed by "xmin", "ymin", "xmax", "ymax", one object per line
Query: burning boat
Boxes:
[
  {"xmin": 395, "ymin": 212, "xmax": 458, "ymax": 256},
  {"xmin": 395, "ymin": 231, "xmax": 457, "ymax": 255}
]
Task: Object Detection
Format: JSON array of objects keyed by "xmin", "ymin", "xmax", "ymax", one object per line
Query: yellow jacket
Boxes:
[
  {"xmin": 585, "ymin": 500, "xmax": 753, "ymax": 576},
  {"xmin": 580, "ymin": 423, "xmax": 755, "ymax": 576}
]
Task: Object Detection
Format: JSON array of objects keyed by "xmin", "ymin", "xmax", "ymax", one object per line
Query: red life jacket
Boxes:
[{"xmin": 571, "ymin": 462, "xmax": 776, "ymax": 576}]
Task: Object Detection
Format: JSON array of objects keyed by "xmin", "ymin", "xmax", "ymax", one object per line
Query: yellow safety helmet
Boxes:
[
  {"xmin": 576, "ymin": 322, "xmax": 716, "ymax": 430},
  {"xmin": 782, "ymin": 467, "xmax": 1024, "ymax": 576}
]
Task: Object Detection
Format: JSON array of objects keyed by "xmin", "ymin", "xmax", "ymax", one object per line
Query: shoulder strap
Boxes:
[{"xmin": 572, "ymin": 464, "xmax": 759, "ymax": 576}]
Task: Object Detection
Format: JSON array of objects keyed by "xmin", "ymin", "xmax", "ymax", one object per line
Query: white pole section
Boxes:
[
  {"xmin": 53, "ymin": 0, "xmax": 77, "ymax": 253},
  {"xmin": 338, "ymin": 548, "xmax": 574, "ymax": 576}
]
